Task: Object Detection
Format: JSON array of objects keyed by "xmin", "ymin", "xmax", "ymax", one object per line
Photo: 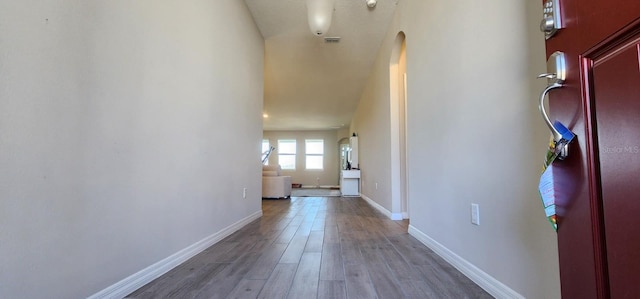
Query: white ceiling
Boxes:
[{"xmin": 244, "ymin": 0, "xmax": 399, "ymax": 131}]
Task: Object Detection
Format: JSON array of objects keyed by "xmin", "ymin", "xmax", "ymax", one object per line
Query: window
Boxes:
[
  {"xmin": 262, "ymin": 139, "xmax": 270, "ymax": 165},
  {"xmin": 305, "ymin": 139, "xmax": 324, "ymax": 170},
  {"xmin": 278, "ymin": 139, "xmax": 296, "ymax": 170}
]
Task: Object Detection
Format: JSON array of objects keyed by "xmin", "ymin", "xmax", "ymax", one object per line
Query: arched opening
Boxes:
[
  {"xmin": 389, "ymin": 32, "xmax": 408, "ymax": 220},
  {"xmin": 337, "ymin": 137, "xmax": 350, "ymax": 171}
]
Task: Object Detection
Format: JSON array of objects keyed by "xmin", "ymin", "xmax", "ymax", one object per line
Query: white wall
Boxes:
[
  {"xmin": 337, "ymin": 127, "xmax": 351, "ymax": 142},
  {"xmin": 0, "ymin": 1, "xmax": 264, "ymax": 298},
  {"xmin": 263, "ymin": 130, "xmax": 339, "ymax": 187},
  {"xmin": 351, "ymin": 0, "xmax": 561, "ymax": 297}
]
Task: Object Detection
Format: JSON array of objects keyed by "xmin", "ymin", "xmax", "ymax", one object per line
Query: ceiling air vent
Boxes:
[{"xmin": 324, "ymin": 37, "xmax": 341, "ymax": 43}]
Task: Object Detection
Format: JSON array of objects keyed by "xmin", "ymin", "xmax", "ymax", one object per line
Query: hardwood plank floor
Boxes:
[{"xmin": 126, "ymin": 196, "xmax": 492, "ymax": 298}]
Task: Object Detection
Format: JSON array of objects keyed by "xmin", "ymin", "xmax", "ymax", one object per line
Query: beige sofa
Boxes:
[{"xmin": 262, "ymin": 165, "xmax": 292, "ymax": 199}]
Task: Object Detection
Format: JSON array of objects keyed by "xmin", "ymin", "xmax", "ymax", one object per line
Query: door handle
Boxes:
[
  {"xmin": 538, "ymin": 51, "xmax": 566, "ymax": 142},
  {"xmin": 538, "ymin": 51, "xmax": 572, "ymax": 160},
  {"xmin": 538, "ymin": 82, "xmax": 571, "ymax": 160},
  {"xmin": 539, "ymin": 82, "xmax": 564, "ymax": 143}
]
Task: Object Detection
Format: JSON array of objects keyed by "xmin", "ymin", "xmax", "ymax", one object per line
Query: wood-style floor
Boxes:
[{"xmin": 126, "ymin": 196, "xmax": 492, "ymax": 298}]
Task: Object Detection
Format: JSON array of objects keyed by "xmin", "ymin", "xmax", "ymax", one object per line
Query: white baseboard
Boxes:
[
  {"xmin": 360, "ymin": 193, "xmax": 403, "ymax": 220},
  {"xmin": 301, "ymin": 185, "xmax": 339, "ymax": 189},
  {"xmin": 407, "ymin": 225, "xmax": 524, "ymax": 299},
  {"xmin": 402, "ymin": 212, "xmax": 409, "ymax": 219},
  {"xmin": 389, "ymin": 212, "xmax": 403, "ymax": 220},
  {"xmin": 89, "ymin": 210, "xmax": 263, "ymax": 299}
]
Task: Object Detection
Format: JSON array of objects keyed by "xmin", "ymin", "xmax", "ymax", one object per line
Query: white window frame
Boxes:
[
  {"xmin": 305, "ymin": 139, "xmax": 324, "ymax": 170},
  {"xmin": 278, "ymin": 139, "xmax": 296, "ymax": 170}
]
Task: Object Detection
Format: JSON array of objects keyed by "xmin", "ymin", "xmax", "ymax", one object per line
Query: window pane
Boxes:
[
  {"xmin": 306, "ymin": 156, "xmax": 323, "ymax": 170},
  {"xmin": 305, "ymin": 139, "xmax": 324, "ymax": 154},
  {"xmin": 279, "ymin": 155, "xmax": 296, "ymax": 169},
  {"xmin": 278, "ymin": 140, "xmax": 296, "ymax": 154}
]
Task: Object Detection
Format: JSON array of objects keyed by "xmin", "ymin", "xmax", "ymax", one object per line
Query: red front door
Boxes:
[{"xmin": 542, "ymin": 1, "xmax": 640, "ymax": 298}]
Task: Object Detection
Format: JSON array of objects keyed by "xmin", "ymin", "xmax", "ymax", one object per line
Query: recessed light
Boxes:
[{"xmin": 263, "ymin": 113, "xmax": 269, "ymax": 118}]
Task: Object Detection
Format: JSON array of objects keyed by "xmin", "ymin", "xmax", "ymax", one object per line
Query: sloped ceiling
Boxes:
[{"xmin": 244, "ymin": 0, "xmax": 399, "ymax": 130}]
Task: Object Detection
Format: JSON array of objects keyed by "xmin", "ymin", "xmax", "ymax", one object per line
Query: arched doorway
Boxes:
[{"xmin": 389, "ymin": 32, "xmax": 408, "ymax": 220}]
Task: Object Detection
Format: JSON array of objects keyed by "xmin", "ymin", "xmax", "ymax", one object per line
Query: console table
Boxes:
[{"xmin": 340, "ymin": 170, "xmax": 361, "ymax": 197}]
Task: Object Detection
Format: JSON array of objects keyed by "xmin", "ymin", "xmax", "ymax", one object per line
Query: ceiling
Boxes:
[{"xmin": 244, "ymin": 0, "xmax": 399, "ymax": 131}]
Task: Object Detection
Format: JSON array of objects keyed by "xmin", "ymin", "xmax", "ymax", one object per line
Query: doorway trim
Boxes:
[{"xmin": 389, "ymin": 32, "xmax": 408, "ymax": 220}]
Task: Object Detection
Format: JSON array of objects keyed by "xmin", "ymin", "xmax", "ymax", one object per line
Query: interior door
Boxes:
[{"xmin": 541, "ymin": 1, "xmax": 640, "ymax": 298}]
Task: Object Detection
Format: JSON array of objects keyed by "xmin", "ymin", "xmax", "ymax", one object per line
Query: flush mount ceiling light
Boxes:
[
  {"xmin": 366, "ymin": 0, "xmax": 377, "ymax": 8},
  {"xmin": 306, "ymin": 0, "xmax": 335, "ymax": 36},
  {"xmin": 324, "ymin": 36, "xmax": 341, "ymax": 43}
]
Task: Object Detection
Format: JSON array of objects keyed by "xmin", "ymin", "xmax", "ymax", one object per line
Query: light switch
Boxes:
[{"xmin": 471, "ymin": 204, "xmax": 480, "ymax": 225}]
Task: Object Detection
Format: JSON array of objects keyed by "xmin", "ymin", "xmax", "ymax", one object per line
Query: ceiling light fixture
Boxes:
[
  {"xmin": 324, "ymin": 37, "xmax": 341, "ymax": 43},
  {"xmin": 263, "ymin": 113, "xmax": 269, "ymax": 118},
  {"xmin": 306, "ymin": 0, "xmax": 335, "ymax": 36},
  {"xmin": 366, "ymin": 0, "xmax": 377, "ymax": 8}
]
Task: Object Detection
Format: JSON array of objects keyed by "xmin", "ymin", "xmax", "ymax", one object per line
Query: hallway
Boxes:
[{"xmin": 127, "ymin": 197, "xmax": 491, "ymax": 298}]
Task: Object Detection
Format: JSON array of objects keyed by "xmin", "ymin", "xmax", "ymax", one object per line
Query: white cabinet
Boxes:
[{"xmin": 340, "ymin": 170, "xmax": 361, "ymax": 197}]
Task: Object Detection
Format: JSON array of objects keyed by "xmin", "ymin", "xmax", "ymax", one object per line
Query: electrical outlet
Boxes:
[
  {"xmin": 243, "ymin": 188, "xmax": 247, "ymax": 199},
  {"xmin": 471, "ymin": 203, "xmax": 480, "ymax": 225}
]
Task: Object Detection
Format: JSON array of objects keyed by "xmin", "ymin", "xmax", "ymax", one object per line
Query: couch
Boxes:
[{"xmin": 262, "ymin": 165, "xmax": 292, "ymax": 199}]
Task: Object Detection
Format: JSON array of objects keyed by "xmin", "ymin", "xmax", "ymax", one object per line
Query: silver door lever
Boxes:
[
  {"xmin": 537, "ymin": 51, "xmax": 570, "ymax": 160},
  {"xmin": 537, "ymin": 73, "xmax": 557, "ymax": 80},
  {"xmin": 537, "ymin": 51, "xmax": 567, "ymax": 141},
  {"xmin": 538, "ymin": 82, "xmax": 564, "ymax": 142}
]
